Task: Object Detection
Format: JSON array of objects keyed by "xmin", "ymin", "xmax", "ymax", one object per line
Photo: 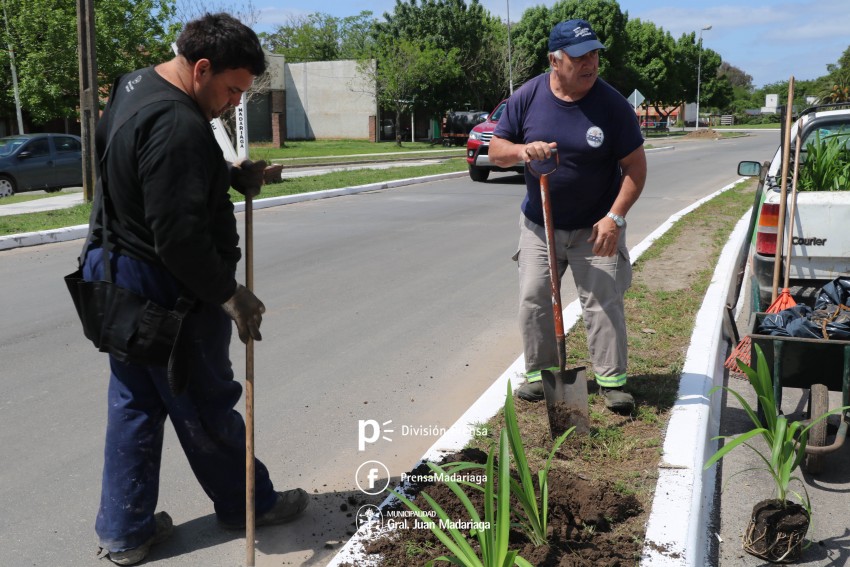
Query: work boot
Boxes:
[
  {"xmin": 601, "ymin": 387, "xmax": 635, "ymax": 414},
  {"xmin": 98, "ymin": 512, "xmax": 173, "ymax": 566},
  {"xmin": 517, "ymin": 380, "xmax": 544, "ymax": 402},
  {"xmin": 219, "ymin": 488, "xmax": 310, "ymax": 530}
]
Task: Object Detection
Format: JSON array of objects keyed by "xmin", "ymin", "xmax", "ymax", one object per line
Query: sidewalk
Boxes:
[{"xmin": 0, "ymin": 190, "xmax": 84, "ymax": 216}]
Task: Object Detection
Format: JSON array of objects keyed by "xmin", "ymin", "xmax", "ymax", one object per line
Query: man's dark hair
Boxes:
[{"xmin": 176, "ymin": 13, "xmax": 267, "ymax": 76}]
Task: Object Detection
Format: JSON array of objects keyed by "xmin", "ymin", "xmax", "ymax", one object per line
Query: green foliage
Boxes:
[
  {"xmin": 373, "ymin": 0, "xmax": 505, "ymax": 112},
  {"xmin": 704, "ymin": 344, "xmax": 845, "ymax": 510},
  {"xmin": 623, "ymin": 18, "xmax": 674, "ymax": 98},
  {"xmin": 798, "ymin": 132, "xmax": 850, "ymax": 191},
  {"xmin": 363, "ymin": 36, "xmax": 462, "ymax": 144},
  {"xmin": 503, "ymin": 380, "xmax": 573, "ymax": 546},
  {"xmin": 390, "ymin": 379, "xmax": 572, "ymax": 563},
  {"xmin": 259, "ymin": 11, "xmax": 376, "ymax": 62},
  {"xmin": 0, "ymin": 0, "xmax": 177, "ymax": 124},
  {"xmin": 817, "ymin": 71, "xmax": 850, "ymax": 103},
  {"xmin": 391, "ymin": 429, "xmax": 532, "ymax": 567}
]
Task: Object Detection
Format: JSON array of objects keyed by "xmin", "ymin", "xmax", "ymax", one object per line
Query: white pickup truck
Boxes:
[{"xmin": 739, "ymin": 104, "xmax": 850, "ymax": 311}]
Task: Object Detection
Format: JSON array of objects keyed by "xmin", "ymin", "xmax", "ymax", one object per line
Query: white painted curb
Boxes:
[
  {"xmin": 640, "ymin": 207, "xmax": 750, "ymax": 566},
  {"xmin": 0, "ymin": 171, "xmax": 466, "ymax": 252},
  {"xmin": 328, "ymin": 178, "xmax": 750, "ymax": 566}
]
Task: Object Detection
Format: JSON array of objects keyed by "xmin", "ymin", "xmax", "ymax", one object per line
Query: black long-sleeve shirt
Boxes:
[{"xmin": 89, "ymin": 67, "xmax": 239, "ymax": 304}]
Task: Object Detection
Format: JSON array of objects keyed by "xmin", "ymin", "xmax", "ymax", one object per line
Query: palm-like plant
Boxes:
[{"xmin": 798, "ymin": 132, "xmax": 850, "ymax": 192}]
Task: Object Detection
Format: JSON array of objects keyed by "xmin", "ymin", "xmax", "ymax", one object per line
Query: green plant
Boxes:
[
  {"xmin": 391, "ymin": 428, "xmax": 532, "ymax": 567},
  {"xmin": 704, "ymin": 344, "xmax": 844, "ymax": 509},
  {"xmin": 798, "ymin": 132, "xmax": 850, "ymax": 191},
  {"xmin": 503, "ymin": 380, "xmax": 574, "ymax": 547},
  {"xmin": 406, "ymin": 540, "xmax": 438, "ymax": 558}
]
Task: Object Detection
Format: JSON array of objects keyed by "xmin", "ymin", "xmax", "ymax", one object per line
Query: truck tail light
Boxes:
[{"xmin": 755, "ymin": 202, "xmax": 779, "ymax": 256}]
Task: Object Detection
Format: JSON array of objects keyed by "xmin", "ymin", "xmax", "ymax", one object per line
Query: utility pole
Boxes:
[
  {"xmin": 2, "ymin": 0, "xmax": 23, "ymax": 134},
  {"xmin": 76, "ymin": 0, "xmax": 98, "ymax": 201},
  {"xmin": 506, "ymin": 0, "xmax": 513, "ymax": 94},
  {"xmin": 695, "ymin": 25, "xmax": 712, "ymax": 131}
]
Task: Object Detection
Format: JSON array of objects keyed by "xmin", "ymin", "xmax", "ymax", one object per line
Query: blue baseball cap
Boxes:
[{"xmin": 548, "ymin": 19, "xmax": 605, "ymax": 57}]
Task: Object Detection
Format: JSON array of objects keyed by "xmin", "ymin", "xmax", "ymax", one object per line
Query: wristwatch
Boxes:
[{"xmin": 606, "ymin": 211, "xmax": 626, "ymax": 228}]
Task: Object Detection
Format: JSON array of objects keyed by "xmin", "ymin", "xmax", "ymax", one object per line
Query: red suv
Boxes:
[{"xmin": 465, "ymin": 100, "xmax": 524, "ymax": 182}]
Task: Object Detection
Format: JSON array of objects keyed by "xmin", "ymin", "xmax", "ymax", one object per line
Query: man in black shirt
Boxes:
[{"xmin": 83, "ymin": 14, "xmax": 308, "ymax": 565}]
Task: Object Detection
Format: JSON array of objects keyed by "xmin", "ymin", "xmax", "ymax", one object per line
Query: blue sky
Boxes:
[{"xmin": 250, "ymin": 0, "xmax": 850, "ymax": 90}]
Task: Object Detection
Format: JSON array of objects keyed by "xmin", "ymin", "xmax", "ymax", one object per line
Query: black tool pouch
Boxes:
[{"xmin": 64, "ymin": 268, "xmax": 193, "ymax": 369}]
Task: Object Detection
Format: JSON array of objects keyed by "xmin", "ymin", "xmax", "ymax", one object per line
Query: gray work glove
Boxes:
[
  {"xmin": 231, "ymin": 159, "xmax": 268, "ymax": 197},
  {"xmin": 221, "ymin": 284, "xmax": 265, "ymax": 343}
]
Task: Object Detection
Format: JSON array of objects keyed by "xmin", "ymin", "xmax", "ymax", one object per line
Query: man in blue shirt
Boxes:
[{"xmin": 489, "ymin": 19, "xmax": 646, "ymax": 413}]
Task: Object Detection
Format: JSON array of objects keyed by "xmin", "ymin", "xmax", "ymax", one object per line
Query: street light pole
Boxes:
[
  {"xmin": 2, "ymin": 0, "xmax": 23, "ymax": 134},
  {"xmin": 695, "ymin": 25, "xmax": 712, "ymax": 130},
  {"xmin": 507, "ymin": 0, "xmax": 513, "ymax": 94}
]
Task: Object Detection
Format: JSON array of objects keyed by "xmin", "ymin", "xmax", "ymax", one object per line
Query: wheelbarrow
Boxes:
[{"xmin": 749, "ymin": 312, "xmax": 850, "ymax": 473}]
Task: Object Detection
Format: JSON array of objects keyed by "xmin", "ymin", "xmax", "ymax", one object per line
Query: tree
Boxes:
[
  {"xmin": 718, "ymin": 62, "xmax": 753, "ymax": 91},
  {"xmin": 259, "ymin": 11, "xmax": 376, "ymax": 62},
  {"xmin": 509, "ymin": 5, "xmax": 553, "ymax": 79},
  {"xmin": 817, "ymin": 46, "xmax": 850, "ymax": 103},
  {"xmin": 622, "ymin": 18, "xmax": 675, "ymax": 119},
  {"xmin": 374, "ymin": 0, "xmax": 499, "ymax": 113},
  {"xmin": 670, "ymin": 32, "xmax": 731, "ymax": 115},
  {"xmin": 0, "ymin": 0, "xmax": 177, "ymax": 126},
  {"xmin": 172, "ymin": 0, "xmax": 258, "ymax": 26},
  {"xmin": 360, "ymin": 37, "xmax": 461, "ymax": 145}
]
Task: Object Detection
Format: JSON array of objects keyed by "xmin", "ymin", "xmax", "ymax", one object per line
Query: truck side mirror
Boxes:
[{"xmin": 737, "ymin": 160, "xmax": 761, "ymax": 177}]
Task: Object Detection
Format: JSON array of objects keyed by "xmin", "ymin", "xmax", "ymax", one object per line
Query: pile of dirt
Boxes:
[{"xmin": 683, "ymin": 128, "xmax": 722, "ymax": 140}]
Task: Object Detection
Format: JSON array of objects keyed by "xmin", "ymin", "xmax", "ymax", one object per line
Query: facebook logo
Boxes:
[
  {"xmin": 355, "ymin": 460, "xmax": 390, "ymax": 495},
  {"xmin": 367, "ymin": 467, "xmax": 380, "ymax": 489}
]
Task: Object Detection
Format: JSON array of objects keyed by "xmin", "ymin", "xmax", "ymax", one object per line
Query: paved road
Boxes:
[{"xmin": 0, "ymin": 132, "xmax": 778, "ymax": 566}]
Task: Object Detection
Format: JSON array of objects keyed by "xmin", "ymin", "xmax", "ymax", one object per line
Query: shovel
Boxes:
[{"xmin": 529, "ymin": 149, "xmax": 591, "ymax": 438}]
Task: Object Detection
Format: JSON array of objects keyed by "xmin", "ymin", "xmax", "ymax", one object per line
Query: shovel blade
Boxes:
[{"xmin": 541, "ymin": 367, "xmax": 590, "ymax": 438}]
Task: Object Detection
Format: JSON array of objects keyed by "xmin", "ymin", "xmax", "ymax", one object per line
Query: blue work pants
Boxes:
[{"xmin": 83, "ymin": 250, "xmax": 277, "ymax": 552}]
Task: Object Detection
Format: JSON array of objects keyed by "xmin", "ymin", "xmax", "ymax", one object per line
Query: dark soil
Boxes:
[
  {"xmin": 361, "ymin": 391, "xmax": 668, "ymax": 566},
  {"xmin": 546, "ymin": 400, "xmax": 589, "ymax": 438},
  {"xmin": 743, "ymin": 499, "xmax": 809, "ymax": 563}
]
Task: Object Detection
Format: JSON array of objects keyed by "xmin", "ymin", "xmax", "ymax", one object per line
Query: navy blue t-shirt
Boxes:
[{"xmin": 493, "ymin": 73, "xmax": 643, "ymax": 230}]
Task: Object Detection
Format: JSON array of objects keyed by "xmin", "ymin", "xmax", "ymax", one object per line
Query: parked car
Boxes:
[
  {"xmin": 0, "ymin": 133, "xmax": 83, "ymax": 197},
  {"xmin": 465, "ymin": 100, "xmax": 524, "ymax": 182}
]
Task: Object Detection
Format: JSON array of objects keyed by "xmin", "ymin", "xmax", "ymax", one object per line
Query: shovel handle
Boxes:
[
  {"xmin": 540, "ymin": 173, "xmax": 566, "ymax": 371},
  {"xmin": 245, "ymin": 192, "xmax": 256, "ymax": 566},
  {"xmin": 772, "ymin": 76, "xmax": 795, "ymax": 303},
  {"xmin": 783, "ymin": 125, "xmax": 802, "ymax": 290}
]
